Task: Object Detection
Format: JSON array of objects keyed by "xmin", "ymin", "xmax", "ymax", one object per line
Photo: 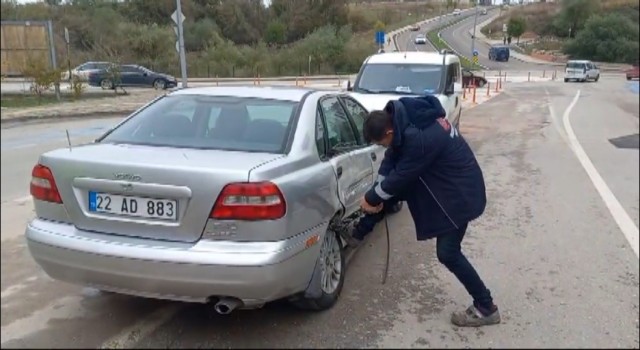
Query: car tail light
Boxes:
[
  {"xmin": 30, "ymin": 164, "xmax": 62, "ymax": 203},
  {"xmin": 211, "ymin": 182, "xmax": 286, "ymax": 220}
]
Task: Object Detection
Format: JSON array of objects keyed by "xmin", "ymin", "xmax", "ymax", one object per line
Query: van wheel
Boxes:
[
  {"xmin": 290, "ymin": 230, "xmax": 345, "ymax": 311},
  {"xmin": 594, "ymin": 75, "xmax": 599, "ymax": 82},
  {"xmin": 564, "ymin": 78, "xmax": 569, "ymax": 83}
]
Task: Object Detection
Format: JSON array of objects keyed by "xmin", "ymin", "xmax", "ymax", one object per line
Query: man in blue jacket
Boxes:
[{"xmin": 359, "ymin": 95, "xmax": 500, "ymax": 327}]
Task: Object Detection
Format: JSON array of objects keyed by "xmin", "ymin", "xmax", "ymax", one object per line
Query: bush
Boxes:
[
  {"xmin": 564, "ymin": 13, "xmax": 639, "ymax": 63},
  {"xmin": 22, "ymin": 58, "xmax": 62, "ymax": 97}
]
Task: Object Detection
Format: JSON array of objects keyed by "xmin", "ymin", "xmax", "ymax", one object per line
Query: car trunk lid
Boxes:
[{"xmin": 39, "ymin": 143, "xmax": 281, "ymax": 243}]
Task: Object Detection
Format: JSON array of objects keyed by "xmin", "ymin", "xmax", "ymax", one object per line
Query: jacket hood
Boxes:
[{"xmin": 384, "ymin": 95, "xmax": 446, "ymax": 147}]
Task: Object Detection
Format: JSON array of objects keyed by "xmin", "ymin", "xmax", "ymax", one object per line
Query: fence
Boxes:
[{"xmin": 1, "ymin": 20, "xmax": 57, "ymax": 77}]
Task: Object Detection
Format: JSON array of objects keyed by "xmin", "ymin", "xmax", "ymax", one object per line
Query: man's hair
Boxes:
[{"xmin": 363, "ymin": 110, "xmax": 393, "ymax": 143}]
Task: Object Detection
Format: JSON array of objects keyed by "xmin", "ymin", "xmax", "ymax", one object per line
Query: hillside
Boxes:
[
  {"xmin": 481, "ymin": 0, "xmax": 639, "ymax": 63},
  {"xmin": 0, "ymin": 0, "xmax": 444, "ymax": 78}
]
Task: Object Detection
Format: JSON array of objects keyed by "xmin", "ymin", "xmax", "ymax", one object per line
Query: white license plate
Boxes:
[{"xmin": 88, "ymin": 192, "xmax": 177, "ymax": 221}]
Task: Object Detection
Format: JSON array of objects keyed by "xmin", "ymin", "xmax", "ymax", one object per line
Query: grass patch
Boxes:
[{"xmin": 1, "ymin": 93, "xmax": 118, "ymax": 109}]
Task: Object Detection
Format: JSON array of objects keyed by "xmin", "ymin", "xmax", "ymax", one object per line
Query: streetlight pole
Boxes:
[
  {"xmin": 471, "ymin": 1, "xmax": 479, "ymax": 56},
  {"xmin": 175, "ymin": 0, "xmax": 188, "ymax": 88}
]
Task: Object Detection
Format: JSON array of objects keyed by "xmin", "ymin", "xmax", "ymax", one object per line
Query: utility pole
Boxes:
[
  {"xmin": 173, "ymin": 0, "xmax": 188, "ymax": 88},
  {"xmin": 471, "ymin": 1, "xmax": 479, "ymax": 56}
]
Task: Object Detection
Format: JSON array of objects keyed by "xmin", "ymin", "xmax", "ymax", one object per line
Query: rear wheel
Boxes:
[
  {"xmin": 594, "ymin": 75, "xmax": 599, "ymax": 82},
  {"xmin": 291, "ymin": 230, "xmax": 345, "ymax": 311},
  {"xmin": 153, "ymin": 79, "xmax": 166, "ymax": 90},
  {"xmin": 100, "ymin": 79, "xmax": 113, "ymax": 90},
  {"xmin": 564, "ymin": 78, "xmax": 569, "ymax": 83}
]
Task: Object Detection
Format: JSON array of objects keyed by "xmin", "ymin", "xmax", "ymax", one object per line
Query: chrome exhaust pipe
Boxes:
[{"xmin": 213, "ymin": 297, "xmax": 242, "ymax": 315}]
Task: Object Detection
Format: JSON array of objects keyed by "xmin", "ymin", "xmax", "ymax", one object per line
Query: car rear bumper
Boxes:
[
  {"xmin": 25, "ymin": 218, "xmax": 323, "ymax": 307},
  {"xmin": 565, "ymin": 73, "xmax": 587, "ymax": 80}
]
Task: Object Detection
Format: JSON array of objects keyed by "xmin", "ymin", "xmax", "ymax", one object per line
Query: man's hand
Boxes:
[{"xmin": 360, "ymin": 197, "xmax": 383, "ymax": 214}]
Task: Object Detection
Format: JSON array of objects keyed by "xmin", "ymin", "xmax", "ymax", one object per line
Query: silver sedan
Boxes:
[{"xmin": 25, "ymin": 86, "xmax": 386, "ymax": 314}]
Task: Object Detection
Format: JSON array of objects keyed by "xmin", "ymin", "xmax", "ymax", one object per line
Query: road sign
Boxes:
[
  {"xmin": 503, "ymin": 23, "xmax": 508, "ymax": 32},
  {"xmin": 171, "ymin": 10, "xmax": 186, "ymax": 26},
  {"xmin": 64, "ymin": 27, "xmax": 69, "ymax": 44},
  {"xmin": 473, "ymin": 49, "xmax": 479, "ymax": 57},
  {"xmin": 175, "ymin": 41, "xmax": 179, "ymax": 53},
  {"xmin": 375, "ymin": 31, "xmax": 385, "ymax": 45},
  {"xmin": 473, "ymin": 56, "xmax": 479, "ymax": 64}
]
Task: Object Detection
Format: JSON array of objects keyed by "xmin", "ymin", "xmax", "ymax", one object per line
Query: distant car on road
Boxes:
[
  {"xmin": 346, "ymin": 51, "xmax": 464, "ymax": 128},
  {"xmin": 88, "ymin": 64, "xmax": 177, "ymax": 90},
  {"xmin": 61, "ymin": 61, "xmax": 111, "ymax": 82},
  {"xmin": 452, "ymin": 8, "xmax": 462, "ymax": 16},
  {"xmin": 25, "ymin": 86, "xmax": 391, "ymax": 314},
  {"xmin": 488, "ymin": 45, "xmax": 510, "ymax": 62},
  {"xmin": 625, "ymin": 64, "xmax": 639, "ymax": 80},
  {"xmin": 409, "ymin": 24, "xmax": 420, "ymax": 31},
  {"xmin": 462, "ymin": 69, "xmax": 487, "ymax": 88},
  {"xmin": 481, "ymin": 8, "xmax": 488, "ymax": 15},
  {"xmin": 564, "ymin": 60, "xmax": 600, "ymax": 83},
  {"xmin": 414, "ymin": 34, "xmax": 427, "ymax": 45}
]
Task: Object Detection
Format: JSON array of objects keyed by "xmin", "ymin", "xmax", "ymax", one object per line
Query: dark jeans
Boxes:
[
  {"xmin": 436, "ymin": 223, "xmax": 494, "ymax": 310},
  {"xmin": 353, "ymin": 197, "xmax": 400, "ymax": 240}
]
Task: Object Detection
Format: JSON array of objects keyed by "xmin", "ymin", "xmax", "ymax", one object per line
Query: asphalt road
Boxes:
[
  {"xmin": 1, "ymin": 77, "xmax": 639, "ymax": 348},
  {"xmin": 0, "ymin": 78, "xmax": 352, "ymax": 94},
  {"xmin": 394, "ymin": 10, "xmax": 477, "ymax": 53},
  {"xmin": 440, "ymin": 11, "xmax": 558, "ymax": 71}
]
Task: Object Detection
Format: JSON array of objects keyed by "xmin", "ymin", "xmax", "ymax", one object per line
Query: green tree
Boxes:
[
  {"xmin": 556, "ymin": 0, "xmax": 600, "ymax": 38},
  {"xmin": 564, "ymin": 13, "xmax": 639, "ymax": 64},
  {"xmin": 507, "ymin": 16, "xmax": 526, "ymax": 44},
  {"xmin": 264, "ymin": 20, "xmax": 286, "ymax": 46}
]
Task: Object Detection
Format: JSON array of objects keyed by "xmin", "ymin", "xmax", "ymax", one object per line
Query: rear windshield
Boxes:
[
  {"xmin": 99, "ymin": 95, "xmax": 299, "ymax": 153},
  {"xmin": 566, "ymin": 62, "xmax": 586, "ymax": 69}
]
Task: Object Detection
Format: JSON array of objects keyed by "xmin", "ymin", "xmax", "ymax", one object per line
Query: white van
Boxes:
[
  {"xmin": 345, "ymin": 51, "xmax": 464, "ymax": 128},
  {"xmin": 564, "ymin": 60, "xmax": 600, "ymax": 83}
]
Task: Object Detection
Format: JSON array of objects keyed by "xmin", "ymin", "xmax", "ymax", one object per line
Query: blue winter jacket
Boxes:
[{"xmin": 364, "ymin": 95, "xmax": 487, "ymax": 240}]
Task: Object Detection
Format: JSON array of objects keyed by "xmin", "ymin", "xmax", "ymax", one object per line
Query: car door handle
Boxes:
[
  {"xmin": 370, "ymin": 152, "xmax": 377, "ymax": 161},
  {"xmin": 336, "ymin": 166, "xmax": 343, "ymax": 178}
]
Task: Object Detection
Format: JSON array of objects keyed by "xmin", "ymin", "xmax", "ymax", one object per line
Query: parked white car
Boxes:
[
  {"xmin": 346, "ymin": 51, "xmax": 464, "ymax": 128},
  {"xmin": 564, "ymin": 60, "xmax": 600, "ymax": 83},
  {"xmin": 453, "ymin": 8, "xmax": 462, "ymax": 16}
]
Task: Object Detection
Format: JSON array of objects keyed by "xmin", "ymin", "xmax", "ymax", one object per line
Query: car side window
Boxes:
[
  {"xmin": 315, "ymin": 108, "xmax": 327, "ymax": 159},
  {"xmin": 340, "ymin": 96, "xmax": 368, "ymax": 145},
  {"xmin": 319, "ymin": 96, "xmax": 358, "ymax": 152}
]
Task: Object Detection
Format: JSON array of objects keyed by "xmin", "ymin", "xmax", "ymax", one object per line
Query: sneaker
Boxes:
[{"xmin": 450, "ymin": 304, "xmax": 501, "ymax": 327}]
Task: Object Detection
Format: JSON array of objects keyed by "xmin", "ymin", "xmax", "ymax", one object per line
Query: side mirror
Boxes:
[
  {"xmin": 453, "ymin": 82, "xmax": 463, "ymax": 94},
  {"xmin": 445, "ymin": 82, "xmax": 463, "ymax": 95},
  {"xmin": 346, "ymin": 80, "xmax": 353, "ymax": 91}
]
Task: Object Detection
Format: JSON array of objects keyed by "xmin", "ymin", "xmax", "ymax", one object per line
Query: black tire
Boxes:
[
  {"xmin": 594, "ymin": 75, "xmax": 599, "ymax": 82},
  {"xmin": 564, "ymin": 78, "xmax": 569, "ymax": 83},
  {"xmin": 153, "ymin": 79, "xmax": 167, "ymax": 90},
  {"xmin": 477, "ymin": 79, "xmax": 486, "ymax": 88},
  {"xmin": 100, "ymin": 79, "xmax": 114, "ymax": 90},
  {"xmin": 291, "ymin": 230, "xmax": 345, "ymax": 311},
  {"xmin": 627, "ymin": 76, "xmax": 631, "ymax": 81}
]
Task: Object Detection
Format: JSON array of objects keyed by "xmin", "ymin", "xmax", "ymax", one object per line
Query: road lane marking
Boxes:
[
  {"xmin": 99, "ymin": 304, "xmax": 182, "ymax": 349},
  {"xmin": 562, "ymin": 90, "xmax": 640, "ymax": 258}
]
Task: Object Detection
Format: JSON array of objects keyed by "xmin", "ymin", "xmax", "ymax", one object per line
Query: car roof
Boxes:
[
  {"xmin": 365, "ymin": 51, "xmax": 460, "ymax": 65},
  {"xmin": 567, "ymin": 60, "xmax": 591, "ymax": 63},
  {"xmin": 169, "ymin": 86, "xmax": 323, "ymax": 102}
]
